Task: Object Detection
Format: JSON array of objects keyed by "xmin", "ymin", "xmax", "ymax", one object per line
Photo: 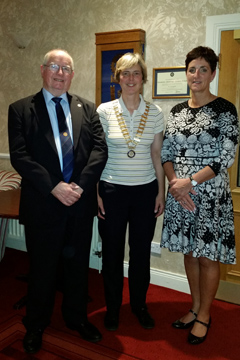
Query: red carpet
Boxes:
[{"xmin": 1, "ymin": 248, "xmax": 240, "ymax": 359}]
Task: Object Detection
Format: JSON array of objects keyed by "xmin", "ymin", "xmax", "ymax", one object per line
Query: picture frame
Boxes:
[
  {"xmin": 95, "ymin": 29, "xmax": 145, "ymax": 107},
  {"xmin": 152, "ymin": 67, "xmax": 190, "ymax": 99}
]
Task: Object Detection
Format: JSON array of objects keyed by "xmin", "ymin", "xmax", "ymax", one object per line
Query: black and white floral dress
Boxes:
[{"xmin": 161, "ymin": 97, "xmax": 239, "ymax": 264}]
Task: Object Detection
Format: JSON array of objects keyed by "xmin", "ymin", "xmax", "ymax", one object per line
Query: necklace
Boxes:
[{"xmin": 113, "ymin": 101, "xmax": 150, "ymax": 158}]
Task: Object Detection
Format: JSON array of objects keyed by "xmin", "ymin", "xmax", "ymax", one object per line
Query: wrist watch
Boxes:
[{"xmin": 189, "ymin": 175, "xmax": 198, "ymax": 187}]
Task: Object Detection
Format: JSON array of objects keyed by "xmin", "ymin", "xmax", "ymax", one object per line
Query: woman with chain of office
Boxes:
[{"xmin": 97, "ymin": 52, "xmax": 165, "ymax": 332}]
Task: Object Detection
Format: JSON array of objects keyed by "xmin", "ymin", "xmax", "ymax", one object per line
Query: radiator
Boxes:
[
  {"xmin": 8, "ymin": 219, "xmax": 25, "ymax": 238},
  {"xmin": 6, "ymin": 217, "xmax": 102, "ymax": 271},
  {"xmin": 6, "ymin": 219, "xmax": 26, "ymax": 252}
]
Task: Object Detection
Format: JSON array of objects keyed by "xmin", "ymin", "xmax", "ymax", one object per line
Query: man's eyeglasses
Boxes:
[{"xmin": 44, "ymin": 63, "xmax": 73, "ymax": 74}]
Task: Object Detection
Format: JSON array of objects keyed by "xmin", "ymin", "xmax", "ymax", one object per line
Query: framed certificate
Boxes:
[{"xmin": 152, "ymin": 67, "xmax": 190, "ymax": 99}]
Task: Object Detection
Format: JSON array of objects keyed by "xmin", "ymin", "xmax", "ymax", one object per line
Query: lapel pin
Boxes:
[{"xmin": 77, "ymin": 104, "xmax": 82, "ymax": 108}]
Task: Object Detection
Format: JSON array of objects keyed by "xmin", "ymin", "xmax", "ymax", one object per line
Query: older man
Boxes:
[{"xmin": 8, "ymin": 49, "xmax": 107, "ymax": 354}]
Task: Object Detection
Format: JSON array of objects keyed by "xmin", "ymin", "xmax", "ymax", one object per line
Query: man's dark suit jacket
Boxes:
[{"xmin": 8, "ymin": 90, "xmax": 108, "ymax": 225}]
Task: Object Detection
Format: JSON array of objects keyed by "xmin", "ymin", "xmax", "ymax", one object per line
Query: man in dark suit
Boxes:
[{"xmin": 8, "ymin": 49, "xmax": 108, "ymax": 354}]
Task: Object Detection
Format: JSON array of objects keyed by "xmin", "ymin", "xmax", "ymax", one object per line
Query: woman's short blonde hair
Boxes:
[{"xmin": 115, "ymin": 52, "xmax": 147, "ymax": 83}]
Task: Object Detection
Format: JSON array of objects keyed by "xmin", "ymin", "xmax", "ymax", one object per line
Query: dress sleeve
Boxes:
[
  {"xmin": 208, "ymin": 103, "xmax": 239, "ymax": 175},
  {"xmin": 161, "ymin": 111, "xmax": 174, "ymax": 165}
]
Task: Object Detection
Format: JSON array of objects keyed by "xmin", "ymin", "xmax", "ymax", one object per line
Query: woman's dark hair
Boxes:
[{"xmin": 185, "ymin": 46, "xmax": 219, "ymax": 73}]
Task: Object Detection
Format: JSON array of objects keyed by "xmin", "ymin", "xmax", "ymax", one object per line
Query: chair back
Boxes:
[{"xmin": 0, "ymin": 171, "xmax": 21, "ymax": 191}]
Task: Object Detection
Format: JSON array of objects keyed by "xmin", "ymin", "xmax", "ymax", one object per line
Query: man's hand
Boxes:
[
  {"xmin": 51, "ymin": 181, "xmax": 81, "ymax": 206},
  {"xmin": 70, "ymin": 182, "xmax": 84, "ymax": 196}
]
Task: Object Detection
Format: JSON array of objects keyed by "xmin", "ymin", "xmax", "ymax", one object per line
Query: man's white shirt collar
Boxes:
[{"xmin": 42, "ymin": 88, "xmax": 68, "ymax": 104}]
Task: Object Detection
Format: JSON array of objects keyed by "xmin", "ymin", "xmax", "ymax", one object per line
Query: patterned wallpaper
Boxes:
[{"xmin": 0, "ymin": 0, "xmax": 239, "ymax": 273}]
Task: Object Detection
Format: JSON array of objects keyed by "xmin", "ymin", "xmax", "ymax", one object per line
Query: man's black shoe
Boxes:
[
  {"xmin": 66, "ymin": 321, "xmax": 102, "ymax": 342},
  {"xmin": 23, "ymin": 329, "xmax": 43, "ymax": 354},
  {"xmin": 104, "ymin": 312, "xmax": 119, "ymax": 331},
  {"xmin": 132, "ymin": 307, "xmax": 155, "ymax": 329}
]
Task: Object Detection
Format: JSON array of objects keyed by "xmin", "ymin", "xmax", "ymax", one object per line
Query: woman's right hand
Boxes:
[
  {"xmin": 169, "ymin": 178, "xmax": 197, "ymax": 212},
  {"xmin": 97, "ymin": 194, "xmax": 106, "ymax": 219}
]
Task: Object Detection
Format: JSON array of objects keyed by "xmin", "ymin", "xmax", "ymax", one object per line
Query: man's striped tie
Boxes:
[{"xmin": 52, "ymin": 97, "xmax": 74, "ymax": 183}]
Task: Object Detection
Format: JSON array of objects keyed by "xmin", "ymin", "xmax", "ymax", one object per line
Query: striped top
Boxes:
[{"xmin": 97, "ymin": 95, "xmax": 164, "ymax": 185}]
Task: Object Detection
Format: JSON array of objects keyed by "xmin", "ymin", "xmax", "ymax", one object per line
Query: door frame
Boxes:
[
  {"xmin": 205, "ymin": 13, "xmax": 240, "ymax": 304},
  {"xmin": 205, "ymin": 13, "xmax": 240, "ymax": 96}
]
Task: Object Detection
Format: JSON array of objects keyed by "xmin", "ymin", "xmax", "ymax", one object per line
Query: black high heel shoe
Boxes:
[
  {"xmin": 172, "ymin": 309, "xmax": 197, "ymax": 329},
  {"xmin": 188, "ymin": 317, "xmax": 211, "ymax": 345}
]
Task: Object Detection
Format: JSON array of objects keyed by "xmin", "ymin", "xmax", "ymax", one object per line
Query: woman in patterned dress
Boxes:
[{"xmin": 161, "ymin": 46, "xmax": 239, "ymax": 345}]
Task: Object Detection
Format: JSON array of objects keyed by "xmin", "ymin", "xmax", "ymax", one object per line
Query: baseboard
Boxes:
[
  {"xmin": 148, "ymin": 267, "xmax": 190, "ymax": 294},
  {"xmin": 90, "ymin": 255, "xmax": 240, "ymax": 305},
  {"xmin": 216, "ymin": 280, "xmax": 240, "ymax": 305},
  {"xmin": 90, "ymin": 254, "xmax": 190, "ymax": 295},
  {"xmin": 124, "ymin": 262, "xmax": 190, "ymax": 294}
]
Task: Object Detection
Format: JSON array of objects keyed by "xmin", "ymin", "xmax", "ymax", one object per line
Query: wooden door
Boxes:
[
  {"xmin": 95, "ymin": 29, "xmax": 145, "ymax": 107},
  {"xmin": 217, "ymin": 30, "xmax": 240, "ymax": 304}
]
